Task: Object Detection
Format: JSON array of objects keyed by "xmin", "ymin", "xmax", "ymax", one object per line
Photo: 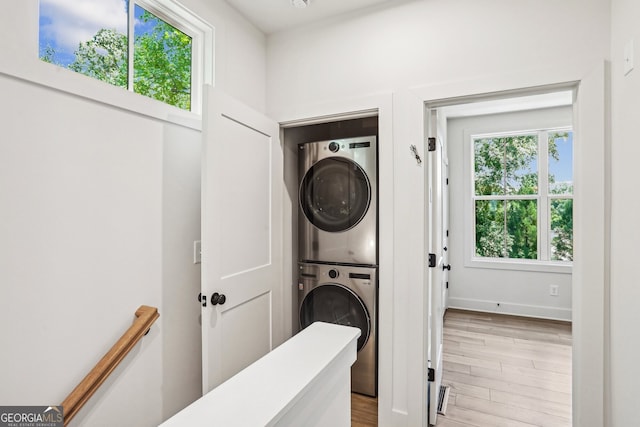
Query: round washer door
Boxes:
[
  {"xmin": 299, "ymin": 157, "xmax": 371, "ymax": 233},
  {"xmin": 299, "ymin": 283, "xmax": 370, "ymax": 351}
]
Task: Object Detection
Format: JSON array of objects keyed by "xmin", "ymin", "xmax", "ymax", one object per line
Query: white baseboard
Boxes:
[{"xmin": 447, "ymin": 297, "xmax": 572, "ymax": 322}]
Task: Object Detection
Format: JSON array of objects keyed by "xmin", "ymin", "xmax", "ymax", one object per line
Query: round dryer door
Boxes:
[
  {"xmin": 299, "ymin": 284, "xmax": 370, "ymax": 351},
  {"xmin": 299, "ymin": 157, "xmax": 371, "ymax": 232}
]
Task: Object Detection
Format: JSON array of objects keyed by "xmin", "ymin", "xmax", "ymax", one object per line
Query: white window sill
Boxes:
[
  {"xmin": 1, "ymin": 56, "xmax": 203, "ymax": 131},
  {"xmin": 465, "ymin": 257, "xmax": 572, "ymax": 274}
]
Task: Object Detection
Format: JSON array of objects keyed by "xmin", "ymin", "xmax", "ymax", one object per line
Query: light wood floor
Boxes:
[
  {"xmin": 350, "ymin": 309, "xmax": 572, "ymax": 427},
  {"xmin": 437, "ymin": 309, "xmax": 572, "ymax": 427},
  {"xmin": 352, "ymin": 393, "xmax": 377, "ymax": 426}
]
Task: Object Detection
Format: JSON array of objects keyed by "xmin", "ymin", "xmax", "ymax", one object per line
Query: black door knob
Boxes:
[
  {"xmin": 211, "ymin": 292, "xmax": 227, "ymax": 306},
  {"xmin": 443, "ymin": 264, "xmax": 451, "ymax": 271}
]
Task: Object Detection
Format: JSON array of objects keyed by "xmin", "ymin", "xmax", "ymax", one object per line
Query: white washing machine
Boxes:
[
  {"xmin": 298, "ymin": 136, "xmax": 377, "ymax": 266},
  {"xmin": 297, "ymin": 262, "xmax": 377, "ymax": 396}
]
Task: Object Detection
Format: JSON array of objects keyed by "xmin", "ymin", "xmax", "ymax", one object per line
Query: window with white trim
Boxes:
[
  {"xmin": 472, "ymin": 128, "xmax": 573, "ymax": 263},
  {"xmin": 38, "ymin": 0, "xmax": 212, "ymax": 113}
]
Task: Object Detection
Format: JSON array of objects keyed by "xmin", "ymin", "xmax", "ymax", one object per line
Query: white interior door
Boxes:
[
  {"xmin": 427, "ymin": 109, "xmax": 445, "ymax": 426},
  {"xmin": 201, "ymin": 86, "xmax": 284, "ymax": 393}
]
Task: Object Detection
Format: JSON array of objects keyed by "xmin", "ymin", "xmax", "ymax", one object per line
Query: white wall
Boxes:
[
  {"xmin": 610, "ymin": 0, "xmax": 640, "ymax": 425},
  {"xmin": 447, "ymin": 106, "xmax": 573, "ymax": 321},
  {"xmin": 186, "ymin": 0, "xmax": 267, "ymax": 112},
  {"xmin": 267, "ymin": 0, "xmax": 610, "ymax": 425},
  {"xmin": 266, "ymin": 0, "xmax": 609, "ymax": 116},
  {"xmin": 0, "ymin": 1, "xmax": 266, "ymax": 426}
]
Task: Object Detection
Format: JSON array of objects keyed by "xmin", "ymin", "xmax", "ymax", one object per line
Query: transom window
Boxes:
[
  {"xmin": 472, "ymin": 128, "xmax": 573, "ymax": 263},
  {"xmin": 39, "ymin": 0, "xmax": 212, "ymax": 113}
]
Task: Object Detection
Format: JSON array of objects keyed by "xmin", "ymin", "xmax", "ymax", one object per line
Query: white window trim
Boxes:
[
  {"xmin": 21, "ymin": 0, "xmax": 214, "ymax": 130},
  {"xmin": 135, "ymin": 0, "xmax": 214, "ymax": 115},
  {"xmin": 463, "ymin": 126, "xmax": 573, "ymax": 274}
]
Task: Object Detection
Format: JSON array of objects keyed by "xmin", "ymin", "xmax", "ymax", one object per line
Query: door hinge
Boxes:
[
  {"xmin": 428, "ymin": 368, "xmax": 435, "ymax": 382},
  {"xmin": 428, "ymin": 137, "xmax": 436, "ymax": 152},
  {"xmin": 446, "ymin": 281, "xmax": 449, "ymax": 289},
  {"xmin": 446, "ymin": 178, "xmax": 449, "ymax": 185},
  {"xmin": 198, "ymin": 293, "xmax": 207, "ymax": 307},
  {"xmin": 428, "ymin": 253, "xmax": 436, "ymax": 268}
]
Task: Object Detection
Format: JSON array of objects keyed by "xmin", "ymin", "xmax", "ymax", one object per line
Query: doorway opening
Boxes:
[{"xmin": 425, "ymin": 88, "xmax": 574, "ymax": 426}]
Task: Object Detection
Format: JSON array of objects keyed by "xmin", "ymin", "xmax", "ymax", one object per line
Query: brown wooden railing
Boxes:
[{"xmin": 61, "ymin": 305, "xmax": 160, "ymax": 426}]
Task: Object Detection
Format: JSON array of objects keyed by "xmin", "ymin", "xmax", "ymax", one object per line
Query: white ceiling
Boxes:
[{"xmin": 224, "ymin": 0, "xmax": 397, "ymax": 34}]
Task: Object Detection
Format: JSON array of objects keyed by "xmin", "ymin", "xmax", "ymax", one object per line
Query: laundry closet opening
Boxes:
[{"xmin": 282, "ymin": 115, "xmax": 380, "ymax": 402}]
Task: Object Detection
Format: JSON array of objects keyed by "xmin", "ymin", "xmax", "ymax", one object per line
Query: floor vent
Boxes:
[{"xmin": 437, "ymin": 385, "xmax": 450, "ymax": 415}]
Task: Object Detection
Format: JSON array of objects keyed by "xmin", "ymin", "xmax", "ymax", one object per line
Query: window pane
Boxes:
[
  {"xmin": 505, "ymin": 135, "xmax": 538, "ymax": 195},
  {"xmin": 550, "ymin": 199, "xmax": 573, "ymax": 261},
  {"xmin": 474, "ymin": 137, "xmax": 505, "ymax": 196},
  {"xmin": 474, "ymin": 134, "xmax": 537, "ymax": 196},
  {"xmin": 506, "ymin": 200, "xmax": 537, "ymax": 259},
  {"xmin": 39, "ymin": 0, "xmax": 128, "ymax": 87},
  {"xmin": 134, "ymin": 5, "xmax": 192, "ymax": 110},
  {"xmin": 475, "ymin": 200, "xmax": 507, "ymax": 257},
  {"xmin": 549, "ymin": 131, "xmax": 574, "ymax": 194}
]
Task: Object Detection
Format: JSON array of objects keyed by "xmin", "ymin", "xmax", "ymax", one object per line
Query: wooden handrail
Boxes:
[{"xmin": 61, "ymin": 305, "xmax": 160, "ymax": 425}]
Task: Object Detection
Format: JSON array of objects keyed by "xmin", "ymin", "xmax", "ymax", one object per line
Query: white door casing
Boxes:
[
  {"xmin": 412, "ymin": 62, "xmax": 607, "ymax": 425},
  {"xmin": 201, "ymin": 86, "xmax": 284, "ymax": 393},
  {"xmin": 571, "ymin": 63, "xmax": 608, "ymax": 427}
]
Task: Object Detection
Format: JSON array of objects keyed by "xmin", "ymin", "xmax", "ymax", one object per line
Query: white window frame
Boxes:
[
  {"xmin": 28, "ymin": 0, "xmax": 213, "ymax": 130},
  {"xmin": 132, "ymin": 0, "xmax": 213, "ymax": 115},
  {"xmin": 464, "ymin": 126, "xmax": 573, "ymax": 274}
]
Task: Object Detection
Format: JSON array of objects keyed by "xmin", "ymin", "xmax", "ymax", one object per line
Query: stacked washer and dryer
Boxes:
[{"xmin": 297, "ymin": 135, "xmax": 378, "ymax": 397}]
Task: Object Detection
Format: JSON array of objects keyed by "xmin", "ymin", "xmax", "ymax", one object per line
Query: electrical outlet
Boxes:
[
  {"xmin": 194, "ymin": 240, "xmax": 202, "ymax": 264},
  {"xmin": 549, "ymin": 284, "xmax": 559, "ymax": 296}
]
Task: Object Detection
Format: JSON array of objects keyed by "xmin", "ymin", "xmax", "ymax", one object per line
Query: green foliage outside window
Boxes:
[
  {"xmin": 68, "ymin": 29, "xmax": 128, "ymax": 88},
  {"xmin": 473, "ymin": 131, "xmax": 573, "ymax": 261},
  {"xmin": 40, "ymin": 9, "xmax": 192, "ymax": 111},
  {"xmin": 134, "ymin": 10, "xmax": 192, "ymax": 110},
  {"xmin": 475, "ymin": 200, "xmax": 510, "ymax": 258},
  {"xmin": 474, "ymin": 134, "xmax": 538, "ymax": 196},
  {"xmin": 548, "ymin": 132, "xmax": 573, "ymax": 261},
  {"xmin": 550, "ymin": 199, "xmax": 573, "ymax": 261}
]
